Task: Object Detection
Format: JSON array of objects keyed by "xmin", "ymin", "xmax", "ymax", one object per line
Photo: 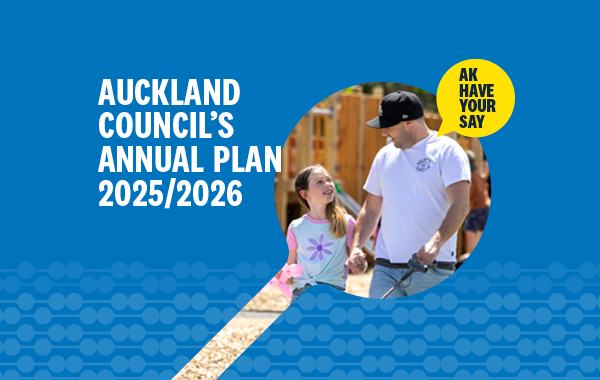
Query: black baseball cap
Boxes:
[{"xmin": 366, "ymin": 91, "xmax": 424, "ymax": 129}]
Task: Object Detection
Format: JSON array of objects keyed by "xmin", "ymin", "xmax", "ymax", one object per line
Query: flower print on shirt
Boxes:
[{"xmin": 306, "ymin": 233, "xmax": 334, "ymax": 260}]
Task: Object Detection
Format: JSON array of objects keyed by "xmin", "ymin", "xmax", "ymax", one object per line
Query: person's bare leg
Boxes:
[
  {"xmin": 459, "ymin": 230, "xmax": 479, "ymax": 262},
  {"xmin": 465, "ymin": 230, "xmax": 480, "ymax": 253}
]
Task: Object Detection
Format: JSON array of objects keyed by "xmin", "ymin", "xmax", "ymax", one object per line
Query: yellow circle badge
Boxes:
[{"xmin": 437, "ymin": 59, "xmax": 515, "ymax": 137}]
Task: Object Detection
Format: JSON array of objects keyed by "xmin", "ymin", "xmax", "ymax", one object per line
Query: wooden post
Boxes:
[
  {"xmin": 363, "ymin": 93, "xmax": 385, "ymax": 202},
  {"xmin": 275, "ymin": 127, "xmax": 294, "ymax": 234},
  {"xmin": 372, "ymin": 86, "xmax": 384, "ymax": 98},
  {"xmin": 337, "ymin": 93, "xmax": 364, "ymax": 202},
  {"xmin": 308, "ymin": 111, "xmax": 316, "ymax": 163},
  {"xmin": 357, "ymin": 93, "xmax": 366, "ymax": 204},
  {"xmin": 324, "ymin": 93, "xmax": 339, "ymax": 178},
  {"xmin": 294, "ymin": 115, "xmax": 312, "ymax": 172},
  {"xmin": 274, "ymin": 172, "xmax": 286, "ymax": 233},
  {"xmin": 275, "ymin": 130, "xmax": 292, "ymax": 233}
]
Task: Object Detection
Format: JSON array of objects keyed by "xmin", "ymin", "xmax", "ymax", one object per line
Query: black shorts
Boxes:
[{"xmin": 463, "ymin": 206, "xmax": 489, "ymax": 232}]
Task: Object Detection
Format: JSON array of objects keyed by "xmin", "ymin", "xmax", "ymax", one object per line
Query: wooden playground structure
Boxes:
[{"xmin": 274, "ymin": 87, "xmax": 485, "ymax": 257}]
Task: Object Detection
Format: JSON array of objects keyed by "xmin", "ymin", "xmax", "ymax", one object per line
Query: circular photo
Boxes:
[{"xmin": 273, "ymin": 83, "xmax": 491, "ymax": 300}]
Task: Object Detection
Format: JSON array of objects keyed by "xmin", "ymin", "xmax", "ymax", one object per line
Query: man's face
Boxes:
[{"xmin": 381, "ymin": 121, "xmax": 410, "ymax": 149}]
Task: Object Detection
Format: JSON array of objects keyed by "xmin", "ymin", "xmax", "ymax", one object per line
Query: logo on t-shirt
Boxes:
[{"xmin": 416, "ymin": 158, "xmax": 432, "ymax": 172}]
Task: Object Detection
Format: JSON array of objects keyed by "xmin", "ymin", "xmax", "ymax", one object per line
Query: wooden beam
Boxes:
[
  {"xmin": 274, "ymin": 173, "xmax": 287, "ymax": 233},
  {"xmin": 275, "ymin": 128, "xmax": 292, "ymax": 233},
  {"xmin": 363, "ymin": 94, "xmax": 385, "ymax": 202},
  {"xmin": 309, "ymin": 111, "xmax": 316, "ymax": 164},
  {"xmin": 357, "ymin": 94, "xmax": 366, "ymax": 204},
  {"xmin": 294, "ymin": 115, "xmax": 312, "ymax": 172},
  {"xmin": 324, "ymin": 93, "xmax": 339, "ymax": 178},
  {"xmin": 337, "ymin": 94, "xmax": 362, "ymax": 202},
  {"xmin": 372, "ymin": 86, "xmax": 384, "ymax": 98}
]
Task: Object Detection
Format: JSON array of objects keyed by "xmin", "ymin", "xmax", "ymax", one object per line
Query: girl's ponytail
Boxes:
[{"xmin": 326, "ymin": 196, "xmax": 348, "ymax": 239}]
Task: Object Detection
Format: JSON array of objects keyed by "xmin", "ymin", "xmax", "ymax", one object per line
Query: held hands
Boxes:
[
  {"xmin": 416, "ymin": 239, "xmax": 441, "ymax": 265},
  {"xmin": 348, "ymin": 247, "xmax": 368, "ymax": 274}
]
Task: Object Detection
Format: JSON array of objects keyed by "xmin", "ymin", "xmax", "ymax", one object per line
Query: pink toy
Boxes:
[{"xmin": 260, "ymin": 263, "xmax": 303, "ymax": 298}]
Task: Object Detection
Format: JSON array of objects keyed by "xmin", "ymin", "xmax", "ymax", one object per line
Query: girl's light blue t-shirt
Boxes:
[{"xmin": 286, "ymin": 214, "xmax": 355, "ymax": 291}]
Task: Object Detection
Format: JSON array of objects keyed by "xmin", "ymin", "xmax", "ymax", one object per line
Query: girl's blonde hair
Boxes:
[{"xmin": 294, "ymin": 165, "xmax": 348, "ymax": 239}]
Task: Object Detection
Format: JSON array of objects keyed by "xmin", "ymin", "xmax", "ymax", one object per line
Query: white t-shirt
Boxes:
[{"xmin": 363, "ymin": 133, "xmax": 471, "ymax": 263}]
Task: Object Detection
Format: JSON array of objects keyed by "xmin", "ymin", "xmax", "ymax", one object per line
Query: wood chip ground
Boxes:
[{"xmin": 175, "ymin": 270, "xmax": 373, "ymax": 380}]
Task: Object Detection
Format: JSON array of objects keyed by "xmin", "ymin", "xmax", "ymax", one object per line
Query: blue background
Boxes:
[{"xmin": 1, "ymin": 2, "xmax": 599, "ymax": 380}]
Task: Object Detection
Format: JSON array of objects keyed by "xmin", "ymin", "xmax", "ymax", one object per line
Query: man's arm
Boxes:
[
  {"xmin": 348, "ymin": 193, "xmax": 383, "ymax": 274},
  {"xmin": 417, "ymin": 180, "xmax": 470, "ymax": 264}
]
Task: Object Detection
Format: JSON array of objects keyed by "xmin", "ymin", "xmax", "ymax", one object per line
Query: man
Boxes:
[{"xmin": 348, "ymin": 91, "xmax": 471, "ymax": 298}]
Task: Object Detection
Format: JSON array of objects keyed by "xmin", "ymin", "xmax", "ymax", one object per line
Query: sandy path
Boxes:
[{"xmin": 175, "ymin": 270, "xmax": 373, "ymax": 380}]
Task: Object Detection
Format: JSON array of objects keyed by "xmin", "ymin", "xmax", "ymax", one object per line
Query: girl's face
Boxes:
[{"xmin": 302, "ymin": 167, "xmax": 335, "ymax": 206}]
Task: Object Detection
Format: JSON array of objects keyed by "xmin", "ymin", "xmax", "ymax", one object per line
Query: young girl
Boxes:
[{"xmin": 286, "ymin": 165, "xmax": 356, "ymax": 302}]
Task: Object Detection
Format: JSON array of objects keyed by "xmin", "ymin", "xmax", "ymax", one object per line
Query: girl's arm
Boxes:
[
  {"xmin": 286, "ymin": 225, "xmax": 298, "ymax": 266},
  {"xmin": 275, "ymin": 250, "xmax": 297, "ymax": 280},
  {"xmin": 278, "ymin": 225, "xmax": 297, "ymax": 279},
  {"xmin": 287, "ymin": 250, "xmax": 297, "ymax": 265}
]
